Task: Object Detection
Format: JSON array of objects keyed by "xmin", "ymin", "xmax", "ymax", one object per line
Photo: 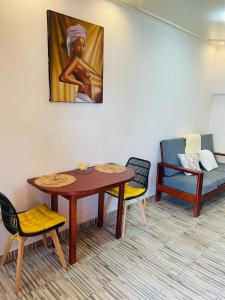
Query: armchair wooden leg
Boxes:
[
  {"xmin": 1, "ymin": 234, "xmax": 15, "ymax": 266},
  {"xmin": 42, "ymin": 234, "xmax": 48, "ymax": 248},
  {"xmin": 15, "ymin": 237, "xmax": 26, "ymax": 293},
  {"xmin": 194, "ymin": 173, "xmax": 203, "ymax": 217},
  {"xmin": 194, "ymin": 201, "xmax": 201, "ymax": 217},
  {"xmin": 122, "ymin": 203, "xmax": 127, "ymax": 237},
  {"xmin": 137, "ymin": 199, "xmax": 147, "ymax": 224},
  {"xmin": 155, "ymin": 191, "xmax": 161, "ymax": 202},
  {"xmin": 156, "ymin": 163, "xmax": 163, "ymax": 202},
  {"xmin": 50, "ymin": 230, "xmax": 67, "ymax": 269},
  {"xmin": 104, "ymin": 195, "xmax": 112, "ymax": 220}
]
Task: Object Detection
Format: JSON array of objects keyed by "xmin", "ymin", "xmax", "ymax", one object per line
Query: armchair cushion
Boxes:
[
  {"xmin": 201, "ymin": 134, "xmax": 214, "ymax": 152},
  {"xmin": 203, "ymin": 169, "xmax": 225, "ymax": 186},
  {"xmin": 199, "ymin": 150, "xmax": 218, "ymax": 171},
  {"xmin": 217, "ymin": 163, "xmax": 225, "ymax": 173},
  {"xmin": 163, "ymin": 173, "xmax": 217, "ymax": 195},
  {"xmin": 161, "ymin": 138, "xmax": 185, "ymax": 176}
]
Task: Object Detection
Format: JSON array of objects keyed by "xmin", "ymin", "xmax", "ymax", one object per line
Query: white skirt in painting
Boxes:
[{"xmin": 76, "ymin": 93, "xmax": 94, "ymax": 103}]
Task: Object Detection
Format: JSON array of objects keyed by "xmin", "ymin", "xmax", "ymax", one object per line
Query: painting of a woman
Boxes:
[
  {"xmin": 59, "ymin": 25, "xmax": 93, "ymax": 103},
  {"xmin": 47, "ymin": 11, "xmax": 104, "ymax": 103}
]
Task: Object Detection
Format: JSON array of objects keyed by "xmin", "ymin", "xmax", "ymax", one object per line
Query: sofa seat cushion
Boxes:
[
  {"xmin": 203, "ymin": 169, "xmax": 225, "ymax": 186},
  {"xmin": 163, "ymin": 174, "xmax": 217, "ymax": 195},
  {"xmin": 217, "ymin": 163, "xmax": 225, "ymax": 173}
]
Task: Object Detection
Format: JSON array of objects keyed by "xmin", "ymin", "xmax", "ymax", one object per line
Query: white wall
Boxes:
[
  {"xmin": 210, "ymin": 95, "xmax": 225, "ymax": 154},
  {"xmin": 212, "ymin": 47, "xmax": 225, "ymax": 95},
  {"xmin": 209, "ymin": 48, "xmax": 225, "ymax": 155},
  {"xmin": 0, "ymin": 0, "xmax": 216, "ymax": 253}
]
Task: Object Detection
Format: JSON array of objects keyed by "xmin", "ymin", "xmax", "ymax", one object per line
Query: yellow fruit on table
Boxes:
[{"xmin": 77, "ymin": 163, "xmax": 87, "ymax": 170}]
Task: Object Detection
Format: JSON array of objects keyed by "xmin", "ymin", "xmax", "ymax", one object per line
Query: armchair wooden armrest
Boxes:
[
  {"xmin": 158, "ymin": 162, "xmax": 203, "ymax": 176},
  {"xmin": 214, "ymin": 152, "xmax": 225, "ymax": 157}
]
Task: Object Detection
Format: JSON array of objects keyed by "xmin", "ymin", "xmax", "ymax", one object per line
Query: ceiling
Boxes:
[{"xmin": 117, "ymin": 0, "xmax": 225, "ymax": 47}]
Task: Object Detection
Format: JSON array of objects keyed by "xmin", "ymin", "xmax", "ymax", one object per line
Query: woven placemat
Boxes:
[
  {"xmin": 95, "ymin": 164, "xmax": 127, "ymax": 174},
  {"xmin": 34, "ymin": 173, "xmax": 76, "ymax": 187}
]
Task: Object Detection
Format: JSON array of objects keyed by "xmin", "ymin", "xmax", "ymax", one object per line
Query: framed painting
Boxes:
[{"xmin": 47, "ymin": 10, "xmax": 104, "ymax": 103}]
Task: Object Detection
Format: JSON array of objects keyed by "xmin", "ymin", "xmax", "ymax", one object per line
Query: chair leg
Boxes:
[
  {"xmin": 137, "ymin": 199, "xmax": 147, "ymax": 224},
  {"xmin": 42, "ymin": 234, "xmax": 48, "ymax": 247},
  {"xmin": 1, "ymin": 234, "xmax": 15, "ymax": 266},
  {"xmin": 15, "ymin": 237, "xmax": 26, "ymax": 293},
  {"xmin": 104, "ymin": 194, "xmax": 112, "ymax": 220},
  {"xmin": 144, "ymin": 198, "xmax": 147, "ymax": 207},
  {"xmin": 50, "ymin": 230, "xmax": 67, "ymax": 269},
  {"xmin": 122, "ymin": 204, "xmax": 127, "ymax": 237}
]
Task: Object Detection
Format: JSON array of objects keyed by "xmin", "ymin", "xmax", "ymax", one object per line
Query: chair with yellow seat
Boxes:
[
  {"xmin": 105, "ymin": 157, "xmax": 151, "ymax": 236},
  {"xmin": 0, "ymin": 192, "xmax": 67, "ymax": 293}
]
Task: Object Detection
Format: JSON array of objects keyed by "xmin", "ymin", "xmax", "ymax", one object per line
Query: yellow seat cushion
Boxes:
[
  {"xmin": 107, "ymin": 183, "xmax": 145, "ymax": 199},
  {"xmin": 18, "ymin": 204, "xmax": 66, "ymax": 234}
]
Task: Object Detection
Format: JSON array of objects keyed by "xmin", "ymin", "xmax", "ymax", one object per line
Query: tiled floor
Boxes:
[{"xmin": 1, "ymin": 193, "xmax": 225, "ymax": 299}]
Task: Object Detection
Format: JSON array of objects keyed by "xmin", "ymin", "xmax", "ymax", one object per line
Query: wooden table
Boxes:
[{"xmin": 27, "ymin": 166, "xmax": 134, "ymax": 264}]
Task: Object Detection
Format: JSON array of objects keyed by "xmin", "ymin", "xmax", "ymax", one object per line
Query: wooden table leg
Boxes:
[
  {"xmin": 69, "ymin": 197, "xmax": 77, "ymax": 265},
  {"xmin": 97, "ymin": 192, "xmax": 104, "ymax": 228},
  {"xmin": 51, "ymin": 194, "xmax": 58, "ymax": 212},
  {"xmin": 116, "ymin": 183, "xmax": 125, "ymax": 239}
]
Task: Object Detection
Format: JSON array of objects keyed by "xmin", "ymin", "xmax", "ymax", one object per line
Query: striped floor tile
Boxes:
[{"xmin": 1, "ymin": 194, "xmax": 225, "ymax": 299}]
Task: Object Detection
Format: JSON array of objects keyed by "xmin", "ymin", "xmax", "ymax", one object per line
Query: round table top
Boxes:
[{"xmin": 27, "ymin": 166, "xmax": 135, "ymax": 198}]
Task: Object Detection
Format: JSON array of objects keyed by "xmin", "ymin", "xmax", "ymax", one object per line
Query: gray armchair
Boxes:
[{"xmin": 156, "ymin": 134, "xmax": 225, "ymax": 216}]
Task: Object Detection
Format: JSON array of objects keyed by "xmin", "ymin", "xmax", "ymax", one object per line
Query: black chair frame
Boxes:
[{"xmin": 106, "ymin": 157, "xmax": 151, "ymax": 200}]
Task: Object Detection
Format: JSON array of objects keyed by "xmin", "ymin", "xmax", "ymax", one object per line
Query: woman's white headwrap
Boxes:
[{"xmin": 67, "ymin": 24, "xmax": 87, "ymax": 57}]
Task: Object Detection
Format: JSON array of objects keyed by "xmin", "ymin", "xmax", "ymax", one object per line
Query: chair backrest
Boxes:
[
  {"xmin": 126, "ymin": 157, "xmax": 151, "ymax": 190},
  {"xmin": 0, "ymin": 192, "xmax": 20, "ymax": 235}
]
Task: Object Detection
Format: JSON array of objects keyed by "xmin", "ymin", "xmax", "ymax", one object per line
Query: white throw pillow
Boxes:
[
  {"xmin": 178, "ymin": 153, "xmax": 201, "ymax": 176},
  {"xmin": 199, "ymin": 150, "xmax": 218, "ymax": 171}
]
